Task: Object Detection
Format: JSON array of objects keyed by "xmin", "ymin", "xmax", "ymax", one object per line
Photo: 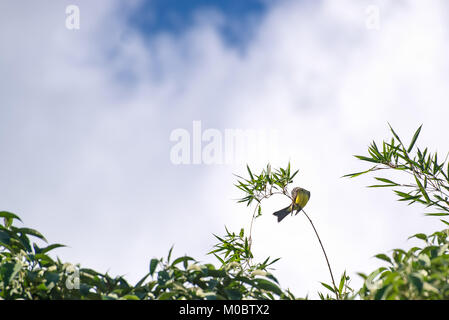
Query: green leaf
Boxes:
[
  {"xmin": 34, "ymin": 253, "xmax": 55, "ymax": 265},
  {"xmin": 134, "ymin": 273, "xmax": 150, "ymax": 288},
  {"xmin": 357, "ymin": 272, "xmax": 368, "ymax": 280},
  {"xmin": 0, "ymin": 211, "xmax": 22, "ymax": 222},
  {"xmin": 426, "ymin": 212, "xmax": 449, "ymax": 216},
  {"xmin": 205, "ymin": 293, "xmax": 219, "ymax": 300},
  {"xmin": 247, "ymin": 164, "xmax": 254, "ymax": 181},
  {"xmin": 0, "ymin": 229, "xmax": 11, "ymax": 245},
  {"xmin": 44, "ymin": 271, "xmax": 60, "ymax": 285},
  {"xmin": 414, "ymin": 175, "xmax": 431, "ymax": 203},
  {"xmin": 417, "ymin": 254, "xmax": 431, "ymax": 267},
  {"xmin": 80, "ymin": 268, "xmax": 102, "ymax": 277},
  {"xmin": 224, "ymin": 288, "xmax": 242, "ymax": 300},
  {"xmin": 408, "ymin": 274, "xmax": 423, "ymax": 293},
  {"xmin": 388, "ymin": 123, "xmax": 403, "ymax": 146},
  {"xmin": 18, "ymin": 232, "xmax": 32, "ymax": 252},
  {"xmin": 149, "ymin": 259, "xmax": 159, "ymax": 276},
  {"xmin": 0, "ymin": 211, "xmax": 22, "ymax": 228},
  {"xmin": 407, "ymin": 125, "xmax": 422, "ymax": 153},
  {"xmin": 369, "ymin": 141, "xmax": 383, "ymax": 160},
  {"xmin": 157, "ymin": 270, "xmax": 171, "ymax": 285},
  {"xmin": 167, "ymin": 245, "xmax": 174, "ymax": 263},
  {"xmin": 320, "ymin": 282, "xmax": 335, "ymax": 293},
  {"xmin": 433, "ymin": 153, "xmax": 439, "ymax": 175},
  {"xmin": 206, "ymin": 269, "xmax": 227, "ymax": 277},
  {"xmin": 37, "ymin": 283, "xmax": 48, "ymax": 291},
  {"xmin": 354, "ymin": 155, "xmax": 380, "ymax": 164},
  {"xmin": 394, "ymin": 190, "xmax": 421, "ymax": 202},
  {"xmin": 374, "ymin": 254, "xmax": 392, "ymax": 264},
  {"xmin": 157, "ymin": 292, "xmax": 178, "ymax": 300},
  {"xmin": 408, "ymin": 233, "xmax": 427, "ymax": 241},
  {"xmin": 290, "ymin": 169, "xmax": 299, "ymax": 181},
  {"xmin": 368, "ymin": 184, "xmax": 398, "ymax": 188},
  {"xmin": 374, "ymin": 284, "xmax": 392, "ymax": 300},
  {"xmin": 374, "ymin": 177, "xmax": 399, "ymax": 186},
  {"xmin": 40, "ymin": 243, "xmax": 66, "ymax": 254},
  {"xmin": 338, "ymin": 273, "xmax": 346, "ymax": 294},
  {"xmin": 342, "ymin": 169, "xmax": 374, "ymax": 178},
  {"xmin": 17, "ymin": 227, "xmax": 47, "ymax": 242},
  {"xmin": 171, "ymin": 256, "xmax": 195, "ymax": 266},
  {"xmin": 212, "ymin": 253, "xmax": 225, "ymax": 265},
  {"xmin": 254, "ymin": 278, "xmax": 283, "ymax": 296},
  {"xmin": 0, "ymin": 261, "xmax": 23, "ymax": 284}
]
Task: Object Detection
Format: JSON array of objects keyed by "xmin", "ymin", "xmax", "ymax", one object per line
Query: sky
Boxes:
[{"xmin": 1, "ymin": 0, "xmax": 448, "ymax": 298}]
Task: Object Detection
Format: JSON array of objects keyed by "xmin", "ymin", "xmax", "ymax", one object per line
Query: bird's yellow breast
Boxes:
[{"xmin": 295, "ymin": 190, "xmax": 310, "ymax": 208}]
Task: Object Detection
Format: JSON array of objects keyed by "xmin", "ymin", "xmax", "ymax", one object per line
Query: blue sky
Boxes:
[
  {"xmin": 129, "ymin": 0, "xmax": 268, "ymax": 45},
  {"xmin": 1, "ymin": 0, "xmax": 448, "ymax": 298}
]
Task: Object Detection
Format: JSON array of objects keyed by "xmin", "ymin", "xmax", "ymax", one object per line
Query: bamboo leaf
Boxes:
[
  {"xmin": 320, "ymin": 282, "xmax": 335, "ymax": 293},
  {"xmin": 247, "ymin": 164, "xmax": 254, "ymax": 181},
  {"xmin": 368, "ymin": 184, "xmax": 398, "ymax": 188},
  {"xmin": 342, "ymin": 168, "xmax": 374, "ymax": 178},
  {"xmin": 388, "ymin": 123, "xmax": 403, "ymax": 146},
  {"xmin": 407, "ymin": 124, "xmax": 422, "ymax": 153},
  {"xmin": 354, "ymin": 155, "xmax": 380, "ymax": 164},
  {"xmin": 414, "ymin": 175, "xmax": 431, "ymax": 203},
  {"xmin": 425, "ymin": 212, "xmax": 449, "ymax": 217},
  {"xmin": 374, "ymin": 177, "xmax": 399, "ymax": 186}
]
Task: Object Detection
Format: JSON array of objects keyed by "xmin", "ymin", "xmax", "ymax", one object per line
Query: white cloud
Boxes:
[{"xmin": 0, "ymin": 0, "xmax": 448, "ymax": 297}]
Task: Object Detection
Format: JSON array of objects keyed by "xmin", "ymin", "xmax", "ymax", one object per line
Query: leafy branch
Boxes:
[
  {"xmin": 234, "ymin": 163, "xmax": 298, "ymax": 248},
  {"xmin": 234, "ymin": 163, "xmax": 340, "ymax": 299},
  {"xmin": 344, "ymin": 124, "xmax": 449, "ymax": 218}
]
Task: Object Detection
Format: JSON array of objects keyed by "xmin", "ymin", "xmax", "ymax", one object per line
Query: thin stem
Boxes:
[
  {"xmin": 247, "ymin": 203, "xmax": 259, "ymax": 250},
  {"xmin": 302, "ymin": 209, "xmax": 339, "ymax": 300},
  {"xmin": 248, "ymin": 190, "xmax": 285, "ymax": 250}
]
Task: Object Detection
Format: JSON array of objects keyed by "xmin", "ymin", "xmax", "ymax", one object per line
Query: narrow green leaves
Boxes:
[
  {"xmin": 234, "ymin": 162, "xmax": 300, "ymax": 214},
  {"xmin": 354, "ymin": 155, "xmax": 381, "ymax": 164},
  {"xmin": 345, "ymin": 124, "xmax": 449, "ymax": 218},
  {"xmin": 368, "ymin": 177, "xmax": 400, "ymax": 188},
  {"xmin": 414, "ymin": 175, "xmax": 431, "ymax": 203},
  {"xmin": 407, "ymin": 124, "xmax": 422, "ymax": 153}
]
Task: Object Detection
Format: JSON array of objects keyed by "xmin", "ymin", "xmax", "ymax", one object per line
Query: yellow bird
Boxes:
[{"xmin": 273, "ymin": 187, "xmax": 310, "ymax": 222}]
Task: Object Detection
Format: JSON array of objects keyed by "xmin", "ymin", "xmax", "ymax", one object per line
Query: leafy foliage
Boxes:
[
  {"xmin": 359, "ymin": 230, "xmax": 449, "ymax": 299},
  {"xmin": 318, "ymin": 271, "xmax": 354, "ymax": 300},
  {"xmin": 235, "ymin": 163, "xmax": 341, "ymax": 299},
  {"xmin": 0, "ymin": 211, "xmax": 153, "ymax": 300},
  {"xmin": 235, "ymin": 163, "xmax": 298, "ymax": 214},
  {"xmin": 344, "ymin": 124, "xmax": 449, "ymax": 216},
  {"xmin": 148, "ymin": 228, "xmax": 293, "ymax": 300},
  {"xmin": 346, "ymin": 125, "xmax": 449, "ymax": 299},
  {"xmin": 0, "ymin": 212, "xmax": 292, "ymax": 300}
]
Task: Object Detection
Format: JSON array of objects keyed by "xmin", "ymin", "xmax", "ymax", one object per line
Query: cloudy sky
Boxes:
[{"xmin": 1, "ymin": 0, "xmax": 448, "ymax": 298}]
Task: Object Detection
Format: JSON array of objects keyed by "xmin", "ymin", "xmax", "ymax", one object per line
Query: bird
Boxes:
[{"xmin": 273, "ymin": 187, "xmax": 311, "ymax": 222}]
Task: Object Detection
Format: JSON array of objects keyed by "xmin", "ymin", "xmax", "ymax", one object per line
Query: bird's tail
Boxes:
[{"xmin": 273, "ymin": 205, "xmax": 291, "ymax": 223}]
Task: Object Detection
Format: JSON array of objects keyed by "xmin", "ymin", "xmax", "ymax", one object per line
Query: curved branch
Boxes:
[{"xmin": 302, "ymin": 209, "xmax": 339, "ymax": 300}]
